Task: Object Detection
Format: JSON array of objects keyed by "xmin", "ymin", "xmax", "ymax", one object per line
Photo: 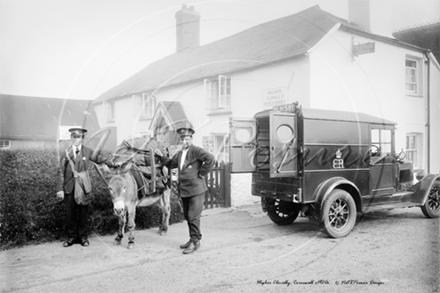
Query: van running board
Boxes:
[{"xmin": 362, "ymin": 202, "xmax": 419, "ymax": 213}]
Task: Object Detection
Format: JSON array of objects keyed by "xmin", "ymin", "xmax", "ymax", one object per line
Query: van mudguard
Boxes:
[
  {"xmin": 409, "ymin": 174, "xmax": 440, "ymax": 205},
  {"xmin": 312, "ymin": 177, "xmax": 361, "ymax": 222}
]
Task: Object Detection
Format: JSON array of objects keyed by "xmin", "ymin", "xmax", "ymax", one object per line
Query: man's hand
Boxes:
[
  {"xmin": 154, "ymin": 149, "xmax": 164, "ymax": 157},
  {"xmin": 56, "ymin": 191, "xmax": 64, "ymax": 199}
]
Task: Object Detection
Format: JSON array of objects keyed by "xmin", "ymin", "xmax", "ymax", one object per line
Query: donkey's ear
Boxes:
[
  {"xmin": 101, "ymin": 164, "xmax": 113, "ymax": 174},
  {"xmin": 121, "ymin": 162, "xmax": 132, "ymax": 173}
]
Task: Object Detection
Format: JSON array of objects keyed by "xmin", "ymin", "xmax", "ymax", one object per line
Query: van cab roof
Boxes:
[{"xmin": 254, "ymin": 108, "xmax": 397, "ymax": 125}]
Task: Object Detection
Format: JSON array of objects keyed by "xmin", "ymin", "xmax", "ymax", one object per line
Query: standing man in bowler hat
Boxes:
[
  {"xmin": 56, "ymin": 127, "xmax": 120, "ymax": 247},
  {"xmin": 155, "ymin": 126, "xmax": 214, "ymax": 254}
]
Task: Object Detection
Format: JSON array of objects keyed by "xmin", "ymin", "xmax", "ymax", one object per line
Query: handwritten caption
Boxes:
[{"xmin": 257, "ymin": 279, "xmax": 386, "ymax": 287}]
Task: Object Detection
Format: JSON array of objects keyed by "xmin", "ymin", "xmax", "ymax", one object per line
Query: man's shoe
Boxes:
[
  {"xmin": 63, "ymin": 238, "xmax": 76, "ymax": 247},
  {"xmin": 183, "ymin": 241, "xmax": 200, "ymax": 254},
  {"xmin": 80, "ymin": 239, "xmax": 89, "ymax": 247},
  {"xmin": 179, "ymin": 240, "xmax": 191, "ymax": 249}
]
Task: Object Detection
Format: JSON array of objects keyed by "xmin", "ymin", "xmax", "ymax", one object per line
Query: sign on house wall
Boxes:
[{"xmin": 262, "ymin": 87, "xmax": 287, "ymax": 110}]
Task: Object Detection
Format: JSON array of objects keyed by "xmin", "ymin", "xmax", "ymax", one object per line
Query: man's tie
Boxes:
[{"xmin": 74, "ymin": 147, "xmax": 79, "ymax": 159}]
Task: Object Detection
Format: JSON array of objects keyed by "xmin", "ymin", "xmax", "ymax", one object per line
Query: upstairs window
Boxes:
[
  {"xmin": 133, "ymin": 94, "xmax": 156, "ymax": 119},
  {"xmin": 103, "ymin": 101, "xmax": 115, "ymax": 122},
  {"xmin": 405, "ymin": 57, "xmax": 422, "ymax": 95},
  {"xmin": 204, "ymin": 75, "xmax": 231, "ymax": 111}
]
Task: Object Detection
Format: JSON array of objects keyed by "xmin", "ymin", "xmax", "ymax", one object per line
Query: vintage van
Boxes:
[{"xmin": 229, "ymin": 103, "xmax": 440, "ymax": 237}]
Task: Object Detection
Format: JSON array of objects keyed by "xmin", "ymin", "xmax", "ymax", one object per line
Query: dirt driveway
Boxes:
[{"xmin": 1, "ymin": 204, "xmax": 439, "ymax": 293}]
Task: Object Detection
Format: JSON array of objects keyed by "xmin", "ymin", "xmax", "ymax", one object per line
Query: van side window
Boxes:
[{"xmin": 371, "ymin": 128, "xmax": 392, "ymax": 155}]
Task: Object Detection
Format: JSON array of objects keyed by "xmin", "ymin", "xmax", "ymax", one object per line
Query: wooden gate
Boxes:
[{"xmin": 204, "ymin": 161, "xmax": 231, "ymax": 208}]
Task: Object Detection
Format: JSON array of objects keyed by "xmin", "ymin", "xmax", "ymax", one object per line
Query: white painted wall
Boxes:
[
  {"xmin": 93, "ymin": 28, "xmax": 439, "ymax": 174},
  {"xmin": 309, "ymin": 29, "xmax": 439, "ymax": 172},
  {"xmin": 94, "ymin": 98, "xmax": 152, "ymax": 143},
  {"xmin": 93, "ymin": 57, "xmax": 311, "ymax": 148}
]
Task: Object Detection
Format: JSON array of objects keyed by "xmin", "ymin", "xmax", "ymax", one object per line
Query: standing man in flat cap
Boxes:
[
  {"xmin": 155, "ymin": 126, "xmax": 214, "ymax": 254},
  {"xmin": 56, "ymin": 127, "xmax": 120, "ymax": 247}
]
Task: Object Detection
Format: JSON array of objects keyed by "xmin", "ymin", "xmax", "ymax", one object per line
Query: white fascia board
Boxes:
[{"xmin": 306, "ymin": 23, "xmax": 341, "ymax": 54}]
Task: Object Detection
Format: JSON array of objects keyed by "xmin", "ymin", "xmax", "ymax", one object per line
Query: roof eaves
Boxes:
[
  {"xmin": 307, "ymin": 23, "xmax": 341, "ymax": 54},
  {"xmin": 339, "ymin": 24, "xmax": 430, "ymax": 53}
]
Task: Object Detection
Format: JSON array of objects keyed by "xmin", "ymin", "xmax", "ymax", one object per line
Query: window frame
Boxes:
[
  {"xmin": 0, "ymin": 140, "xmax": 11, "ymax": 150},
  {"xmin": 406, "ymin": 133, "xmax": 422, "ymax": 169},
  {"xmin": 141, "ymin": 93, "xmax": 156, "ymax": 119},
  {"xmin": 405, "ymin": 57, "xmax": 422, "ymax": 96},
  {"xmin": 370, "ymin": 126, "xmax": 394, "ymax": 156},
  {"xmin": 103, "ymin": 101, "xmax": 115, "ymax": 122},
  {"xmin": 204, "ymin": 75, "xmax": 231, "ymax": 111}
]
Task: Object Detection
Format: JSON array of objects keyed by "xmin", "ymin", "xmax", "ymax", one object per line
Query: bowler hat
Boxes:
[{"xmin": 68, "ymin": 127, "xmax": 88, "ymax": 136}]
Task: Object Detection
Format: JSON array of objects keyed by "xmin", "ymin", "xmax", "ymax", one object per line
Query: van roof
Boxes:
[{"xmin": 254, "ymin": 108, "xmax": 397, "ymax": 125}]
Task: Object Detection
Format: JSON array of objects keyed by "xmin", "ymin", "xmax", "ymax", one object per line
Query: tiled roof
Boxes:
[
  {"xmin": 94, "ymin": 5, "xmax": 344, "ymax": 104},
  {"xmin": 0, "ymin": 94, "xmax": 97, "ymax": 140},
  {"xmin": 94, "ymin": 5, "xmax": 431, "ymax": 104}
]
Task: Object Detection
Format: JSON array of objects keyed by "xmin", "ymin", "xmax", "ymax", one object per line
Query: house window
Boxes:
[
  {"xmin": 406, "ymin": 133, "xmax": 422, "ymax": 168},
  {"xmin": 204, "ymin": 75, "xmax": 231, "ymax": 110},
  {"xmin": 103, "ymin": 101, "xmax": 115, "ymax": 121},
  {"xmin": 405, "ymin": 57, "xmax": 422, "ymax": 95},
  {"xmin": 0, "ymin": 140, "xmax": 11, "ymax": 150},
  {"xmin": 371, "ymin": 128, "xmax": 392, "ymax": 155},
  {"xmin": 142, "ymin": 94, "xmax": 156, "ymax": 118},
  {"xmin": 133, "ymin": 94, "xmax": 156, "ymax": 119}
]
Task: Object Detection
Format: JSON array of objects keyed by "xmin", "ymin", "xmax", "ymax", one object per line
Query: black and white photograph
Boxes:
[{"xmin": 1, "ymin": 0, "xmax": 439, "ymax": 292}]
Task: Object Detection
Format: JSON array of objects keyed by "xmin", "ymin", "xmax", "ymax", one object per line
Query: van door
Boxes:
[
  {"xmin": 369, "ymin": 125, "xmax": 396, "ymax": 197},
  {"xmin": 270, "ymin": 111, "xmax": 298, "ymax": 178},
  {"xmin": 229, "ymin": 117, "xmax": 257, "ymax": 173}
]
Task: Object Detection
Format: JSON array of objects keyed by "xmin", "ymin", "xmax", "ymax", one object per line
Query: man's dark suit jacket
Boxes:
[
  {"xmin": 160, "ymin": 145, "xmax": 215, "ymax": 198},
  {"xmin": 58, "ymin": 145, "xmax": 112, "ymax": 194}
]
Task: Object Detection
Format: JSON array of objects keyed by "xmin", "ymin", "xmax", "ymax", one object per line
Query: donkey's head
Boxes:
[{"xmin": 102, "ymin": 163, "xmax": 133, "ymax": 216}]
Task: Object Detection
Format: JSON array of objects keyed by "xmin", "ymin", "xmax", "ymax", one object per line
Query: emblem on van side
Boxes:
[{"xmin": 332, "ymin": 149, "xmax": 344, "ymax": 169}]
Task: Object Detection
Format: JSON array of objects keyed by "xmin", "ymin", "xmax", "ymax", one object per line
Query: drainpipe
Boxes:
[{"xmin": 425, "ymin": 51, "xmax": 431, "ymax": 173}]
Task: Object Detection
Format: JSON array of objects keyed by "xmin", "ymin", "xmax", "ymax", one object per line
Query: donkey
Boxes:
[{"xmin": 101, "ymin": 163, "xmax": 171, "ymax": 249}]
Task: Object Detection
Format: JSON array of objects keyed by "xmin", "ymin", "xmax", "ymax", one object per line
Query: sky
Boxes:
[{"xmin": 1, "ymin": 0, "xmax": 439, "ymax": 101}]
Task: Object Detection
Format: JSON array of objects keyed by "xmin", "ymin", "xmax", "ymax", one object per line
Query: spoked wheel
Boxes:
[
  {"xmin": 264, "ymin": 198, "xmax": 300, "ymax": 225},
  {"xmin": 421, "ymin": 181, "xmax": 440, "ymax": 218},
  {"xmin": 321, "ymin": 189, "xmax": 357, "ymax": 238}
]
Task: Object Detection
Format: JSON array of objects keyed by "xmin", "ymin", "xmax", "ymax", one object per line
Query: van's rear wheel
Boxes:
[
  {"xmin": 321, "ymin": 189, "xmax": 356, "ymax": 238},
  {"xmin": 264, "ymin": 198, "xmax": 300, "ymax": 225},
  {"xmin": 421, "ymin": 181, "xmax": 440, "ymax": 218}
]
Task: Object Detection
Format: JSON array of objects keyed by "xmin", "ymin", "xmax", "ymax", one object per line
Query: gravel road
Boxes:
[{"xmin": 1, "ymin": 204, "xmax": 439, "ymax": 293}]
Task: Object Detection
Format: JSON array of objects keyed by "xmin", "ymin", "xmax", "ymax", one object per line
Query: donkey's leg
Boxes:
[
  {"xmin": 127, "ymin": 207, "xmax": 136, "ymax": 249},
  {"xmin": 114, "ymin": 213, "xmax": 126, "ymax": 245},
  {"xmin": 158, "ymin": 188, "xmax": 171, "ymax": 236}
]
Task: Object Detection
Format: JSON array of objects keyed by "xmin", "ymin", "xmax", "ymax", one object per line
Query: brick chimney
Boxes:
[
  {"xmin": 175, "ymin": 4, "xmax": 201, "ymax": 52},
  {"xmin": 348, "ymin": 0, "xmax": 371, "ymax": 32}
]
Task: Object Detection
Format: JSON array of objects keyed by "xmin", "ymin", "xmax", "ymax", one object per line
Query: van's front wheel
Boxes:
[
  {"xmin": 321, "ymin": 189, "xmax": 356, "ymax": 238},
  {"xmin": 421, "ymin": 181, "xmax": 440, "ymax": 218},
  {"xmin": 264, "ymin": 198, "xmax": 300, "ymax": 225}
]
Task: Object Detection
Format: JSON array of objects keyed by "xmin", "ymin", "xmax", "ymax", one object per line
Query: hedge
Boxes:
[{"xmin": 0, "ymin": 148, "xmax": 184, "ymax": 250}]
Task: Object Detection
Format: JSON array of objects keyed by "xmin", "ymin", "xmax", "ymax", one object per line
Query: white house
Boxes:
[{"xmin": 92, "ymin": 4, "xmax": 440, "ymax": 175}]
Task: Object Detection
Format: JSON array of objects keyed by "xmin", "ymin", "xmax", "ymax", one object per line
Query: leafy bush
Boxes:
[{"xmin": 0, "ymin": 148, "xmax": 184, "ymax": 250}]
